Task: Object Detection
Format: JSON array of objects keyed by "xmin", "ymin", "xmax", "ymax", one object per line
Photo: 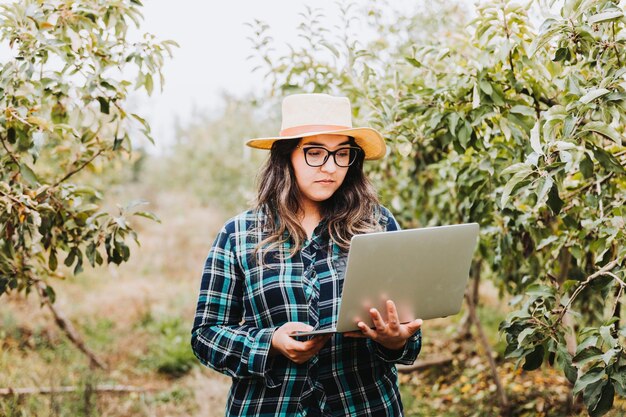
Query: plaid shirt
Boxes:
[{"xmin": 191, "ymin": 205, "xmax": 422, "ymax": 416}]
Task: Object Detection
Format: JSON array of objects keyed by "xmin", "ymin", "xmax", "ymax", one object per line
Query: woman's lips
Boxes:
[{"xmin": 316, "ymin": 180, "xmax": 334, "ymax": 184}]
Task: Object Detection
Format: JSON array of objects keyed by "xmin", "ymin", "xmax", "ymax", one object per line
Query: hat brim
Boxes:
[{"xmin": 245, "ymin": 127, "xmax": 386, "ymax": 160}]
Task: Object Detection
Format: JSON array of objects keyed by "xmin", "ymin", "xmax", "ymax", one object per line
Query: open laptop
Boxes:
[{"xmin": 291, "ymin": 223, "xmax": 479, "ymax": 337}]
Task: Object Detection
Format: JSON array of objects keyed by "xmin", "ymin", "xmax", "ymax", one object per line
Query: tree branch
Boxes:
[
  {"xmin": 397, "ymin": 355, "xmax": 453, "ymax": 373},
  {"xmin": 554, "ymin": 259, "xmax": 621, "ymax": 328},
  {"xmin": 0, "ymin": 133, "xmax": 21, "ymax": 167},
  {"xmin": 613, "ymin": 22, "xmax": 622, "ymax": 68},
  {"xmin": 612, "ymin": 283, "xmax": 623, "ymax": 338},
  {"xmin": 0, "ymin": 188, "xmax": 38, "ymax": 211},
  {"xmin": 33, "ymin": 278, "xmax": 107, "ymax": 370},
  {"xmin": 0, "ymin": 384, "xmax": 156, "ymax": 396},
  {"xmin": 500, "ymin": 3, "xmax": 515, "ymax": 79},
  {"xmin": 52, "ymin": 149, "xmax": 104, "ymax": 188}
]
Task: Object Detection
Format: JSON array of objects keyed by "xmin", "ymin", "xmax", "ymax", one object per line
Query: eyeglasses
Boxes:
[{"xmin": 298, "ymin": 146, "xmax": 362, "ymax": 167}]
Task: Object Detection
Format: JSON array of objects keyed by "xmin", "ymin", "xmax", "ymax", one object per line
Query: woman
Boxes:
[{"xmin": 191, "ymin": 93, "xmax": 423, "ymax": 416}]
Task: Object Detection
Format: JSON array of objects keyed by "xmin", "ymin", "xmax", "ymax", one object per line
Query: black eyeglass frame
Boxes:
[{"xmin": 297, "ymin": 145, "xmax": 363, "ymax": 168}]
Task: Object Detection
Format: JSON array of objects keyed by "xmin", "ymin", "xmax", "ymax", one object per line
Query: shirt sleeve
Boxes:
[
  {"xmin": 373, "ymin": 205, "xmax": 423, "ymax": 364},
  {"xmin": 190, "ymin": 223, "xmax": 280, "ymax": 388}
]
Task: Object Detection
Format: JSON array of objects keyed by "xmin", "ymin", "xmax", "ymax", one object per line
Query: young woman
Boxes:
[{"xmin": 191, "ymin": 93, "xmax": 423, "ymax": 416}]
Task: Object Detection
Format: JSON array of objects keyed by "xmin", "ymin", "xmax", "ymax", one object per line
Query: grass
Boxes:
[
  {"xmin": 137, "ymin": 315, "xmax": 197, "ymax": 378},
  {"xmin": 2, "ymin": 180, "xmax": 624, "ymax": 416}
]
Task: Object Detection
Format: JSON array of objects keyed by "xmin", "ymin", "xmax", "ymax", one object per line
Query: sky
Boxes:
[
  {"xmin": 134, "ymin": 0, "xmax": 416, "ymax": 153},
  {"xmin": 0, "ymin": 0, "xmax": 423, "ymax": 154}
]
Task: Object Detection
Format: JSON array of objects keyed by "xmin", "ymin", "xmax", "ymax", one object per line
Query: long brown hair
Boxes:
[{"xmin": 253, "ymin": 136, "xmax": 382, "ymax": 261}]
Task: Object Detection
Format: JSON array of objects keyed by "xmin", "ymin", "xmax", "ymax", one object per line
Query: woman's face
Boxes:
[{"xmin": 290, "ymin": 134, "xmax": 352, "ymax": 211}]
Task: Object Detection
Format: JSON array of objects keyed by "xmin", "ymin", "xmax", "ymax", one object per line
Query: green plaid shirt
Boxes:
[{"xmin": 191, "ymin": 205, "xmax": 421, "ymax": 416}]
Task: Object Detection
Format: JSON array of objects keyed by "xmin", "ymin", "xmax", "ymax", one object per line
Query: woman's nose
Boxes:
[{"xmin": 320, "ymin": 156, "xmax": 337, "ymax": 173}]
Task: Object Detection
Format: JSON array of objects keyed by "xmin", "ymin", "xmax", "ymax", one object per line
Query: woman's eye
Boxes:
[
  {"xmin": 307, "ymin": 149, "xmax": 323, "ymax": 157},
  {"xmin": 336, "ymin": 149, "xmax": 350, "ymax": 158}
]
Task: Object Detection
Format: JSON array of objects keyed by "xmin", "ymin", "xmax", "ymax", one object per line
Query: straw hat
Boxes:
[{"xmin": 245, "ymin": 93, "xmax": 386, "ymax": 160}]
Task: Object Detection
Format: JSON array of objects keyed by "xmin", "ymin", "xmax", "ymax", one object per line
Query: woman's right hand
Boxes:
[{"xmin": 270, "ymin": 322, "xmax": 331, "ymax": 364}]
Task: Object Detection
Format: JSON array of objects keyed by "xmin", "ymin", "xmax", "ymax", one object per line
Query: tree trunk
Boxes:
[
  {"xmin": 465, "ymin": 260, "xmax": 510, "ymax": 416},
  {"xmin": 35, "ymin": 281, "xmax": 107, "ymax": 370},
  {"xmin": 455, "ymin": 264, "xmax": 481, "ymax": 340}
]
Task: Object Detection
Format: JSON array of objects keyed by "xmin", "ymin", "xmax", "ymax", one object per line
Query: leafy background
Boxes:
[{"xmin": 1, "ymin": 0, "xmax": 625, "ymax": 416}]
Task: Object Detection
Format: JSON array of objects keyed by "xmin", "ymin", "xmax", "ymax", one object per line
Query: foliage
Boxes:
[
  {"xmin": 248, "ymin": 0, "xmax": 626, "ymax": 414},
  {"xmin": 0, "ymin": 1, "xmax": 176, "ymax": 300}
]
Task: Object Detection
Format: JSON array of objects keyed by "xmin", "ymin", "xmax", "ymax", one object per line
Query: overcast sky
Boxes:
[
  {"xmin": 0, "ymin": 1, "xmax": 419, "ymax": 153},
  {"xmin": 135, "ymin": 0, "xmax": 417, "ymax": 153}
]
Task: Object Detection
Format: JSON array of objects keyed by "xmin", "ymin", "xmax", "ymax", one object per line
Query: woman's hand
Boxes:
[
  {"xmin": 270, "ymin": 322, "xmax": 332, "ymax": 364},
  {"xmin": 343, "ymin": 300, "xmax": 423, "ymax": 351}
]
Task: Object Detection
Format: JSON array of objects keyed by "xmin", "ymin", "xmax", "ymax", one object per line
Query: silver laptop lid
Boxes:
[{"xmin": 335, "ymin": 223, "xmax": 479, "ymax": 333}]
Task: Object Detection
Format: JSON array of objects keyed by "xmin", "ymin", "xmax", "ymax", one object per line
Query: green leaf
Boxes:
[
  {"xmin": 86, "ymin": 242, "xmax": 97, "ymax": 268},
  {"xmin": 579, "ymin": 88, "xmax": 610, "ymax": 104},
  {"xmin": 530, "ymin": 121, "xmax": 543, "ymax": 156},
  {"xmin": 73, "ymin": 255, "xmax": 83, "ymax": 275},
  {"xmin": 7, "ymin": 127, "xmax": 16, "ymax": 144},
  {"xmin": 320, "ymin": 41, "xmax": 340, "ymax": 58},
  {"xmin": 611, "ymin": 367, "xmax": 626, "ymax": 395},
  {"xmin": 592, "ymin": 146, "xmax": 625, "ymax": 174},
  {"xmin": 48, "ymin": 249, "xmax": 57, "ymax": 271},
  {"xmin": 529, "ymin": 19, "xmax": 563, "ymax": 56},
  {"xmin": 501, "ymin": 169, "xmax": 533, "ymax": 207},
  {"xmin": 547, "ymin": 184, "xmax": 564, "ymax": 215},
  {"xmin": 599, "ymin": 325, "xmax": 617, "ymax": 347},
  {"xmin": 144, "ymin": 73, "xmax": 154, "ymax": 95},
  {"xmin": 523, "ymin": 344, "xmax": 544, "ymax": 371},
  {"xmin": 573, "ymin": 346, "xmax": 604, "ymax": 366},
  {"xmin": 19, "ymin": 163, "xmax": 39, "ymax": 185},
  {"xmin": 580, "ymin": 122, "xmax": 623, "ymax": 145},
  {"xmin": 553, "ymin": 47, "xmax": 569, "ymax": 62},
  {"xmin": 580, "ymin": 153, "xmax": 594, "ymax": 178},
  {"xmin": 535, "ymin": 175, "xmax": 553, "ymax": 206},
  {"xmin": 472, "ymin": 82, "xmax": 480, "ymax": 109},
  {"xmin": 97, "ymin": 97, "xmax": 110, "ymax": 114},
  {"xmin": 510, "ymin": 105, "xmax": 535, "ymax": 116},
  {"xmin": 479, "ymin": 79, "xmax": 493, "ymax": 95},
  {"xmin": 563, "ymin": 115, "xmax": 576, "ymax": 138},
  {"xmin": 133, "ymin": 211, "xmax": 161, "ymax": 223},
  {"xmin": 574, "ymin": 367, "xmax": 605, "ymax": 394},
  {"xmin": 64, "ymin": 248, "xmax": 76, "ymax": 267},
  {"xmin": 589, "ymin": 381, "xmax": 614, "ymax": 417},
  {"xmin": 587, "ymin": 10, "xmax": 624, "ymax": 24},
  {"xmin": 113, "ymin": 136, "xmax": 124, "ymax": 151},
  {"xmin": 501, "ymin": 162, "xmax": 531, "ymax": 176},
  {"xmin": 517, "ymin": 327, "xmax": 535, "ymax": 345},
  {"xmin": 44, "ymin": 284, "xmax": 56, "ymax": 304}
]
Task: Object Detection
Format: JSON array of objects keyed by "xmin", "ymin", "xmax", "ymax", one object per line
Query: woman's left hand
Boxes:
[{"xmin": 343, "ymin": 300, "xmax": 422, "ymax": 351}]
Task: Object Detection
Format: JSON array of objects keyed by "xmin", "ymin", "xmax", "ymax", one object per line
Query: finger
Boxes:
[
  {"xmin": 369, "ymin": 308, "xmax": 387, "ymax": 332},
  {"xmin": 292, "ymin": 340, "xmax": 315, "ymax": 352},
  {"xmin": 404, "ymin": 319, "xmax": 423, "ymax": 335},
  {"xmin": 386, "ymin": 300, "xmax": 400, "ymax": 330},
  {"xmin": 357, "ymin": 321, "xmax": 377, "ymax": 339},
  {"xmin": 301, "ymin": 335, "xmax": 329, "ymax": 351}
]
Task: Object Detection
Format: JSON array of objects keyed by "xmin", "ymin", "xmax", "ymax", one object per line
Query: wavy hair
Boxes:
[{"xmin": 253, "ymin": 136, "xmax": 382, "ymax": 262}]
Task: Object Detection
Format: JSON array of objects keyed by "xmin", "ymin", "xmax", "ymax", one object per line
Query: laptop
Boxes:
[{"xmin": 291, "ymin": 223, "xmax": 479, "ymax": 337}]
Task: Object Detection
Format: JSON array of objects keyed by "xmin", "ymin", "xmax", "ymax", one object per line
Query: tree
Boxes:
[
  {"xmin": 152, "ymin": 92, "xmax": 276, "ymax": 214},
  {"xmin": 249, "ymin": 0, "xmax": 625, "ymax": 415},
  {"xmin": 0, "ymin": 0, "xmax": 176, "ymax": 367}
]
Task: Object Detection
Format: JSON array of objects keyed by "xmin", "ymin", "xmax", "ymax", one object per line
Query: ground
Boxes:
[{"xmin": 1, "ymin": 181, "xmax": 625, "ymax": 416}]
